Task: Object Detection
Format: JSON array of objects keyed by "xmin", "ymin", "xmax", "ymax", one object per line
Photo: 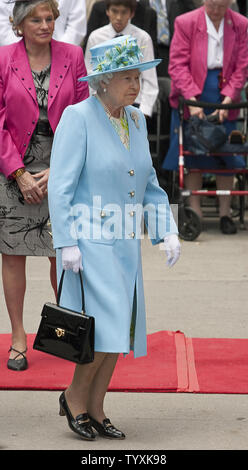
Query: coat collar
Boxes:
[
  {"xmin": 195, "ymin": 8, "xmax": 208, "ymax": 78},
  {"xmin": 223, "ymin": 9, "xmax": 235, "ymax": 75},
  {"xmin": 10, "ymin": 39, "xmax": 37, "ymax": 104},
  {"xmin": 92, "ymin": 96, "xmax": 141, "ymax": 157},
  {"xmin": 10, "ymin": 39, "xmax": 72, "ymax": 109},
  {"xmin": 49, "ymin": 39, "xmax": 72, "ymax": 108}
]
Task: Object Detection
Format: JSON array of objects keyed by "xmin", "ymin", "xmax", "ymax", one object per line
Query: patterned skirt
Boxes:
[{"xmin": 0, "ymin": 133, "xmax": 55, "ymax": 256}]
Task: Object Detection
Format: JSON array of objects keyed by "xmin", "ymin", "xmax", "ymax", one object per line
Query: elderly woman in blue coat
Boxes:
[{"xmin": 48, "ymin": 35, "xmax": 181, "ymax": 441}]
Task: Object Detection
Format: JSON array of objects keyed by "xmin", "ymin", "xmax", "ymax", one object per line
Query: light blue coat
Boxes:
[{"xmin": 48, "ymin": 96, "xmax": 178, "ymax": 358}]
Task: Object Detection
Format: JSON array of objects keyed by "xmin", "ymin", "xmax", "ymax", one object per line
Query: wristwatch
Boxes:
[{"xmin": 12, "ymin": 168, "xmax": 26, "ymax": 179}]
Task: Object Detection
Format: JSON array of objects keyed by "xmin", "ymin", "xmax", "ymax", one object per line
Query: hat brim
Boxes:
[{"xmin": 78, "ymin": 59, "xmax": 162, "ymax": 82}]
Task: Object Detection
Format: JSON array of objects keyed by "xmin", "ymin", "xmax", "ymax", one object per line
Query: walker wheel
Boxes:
[{"xmin": 178, "ymin": 207, "xmax": 202, "ymax": 241}]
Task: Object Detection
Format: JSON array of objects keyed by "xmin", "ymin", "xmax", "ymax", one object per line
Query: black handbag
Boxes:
[
  {"xmin": 184, "ymin": 115, "xmax": 228, "ymax": 155},
  {"xmin": 33, "ymin": 269, "xmax": 95, "ymax": 364}
]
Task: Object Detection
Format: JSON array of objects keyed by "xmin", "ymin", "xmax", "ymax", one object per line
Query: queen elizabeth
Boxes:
[{"xmin": 48, "ymin": 35, "xmax": 181, "ymax": 441}]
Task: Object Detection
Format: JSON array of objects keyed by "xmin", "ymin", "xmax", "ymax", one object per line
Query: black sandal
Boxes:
[{"xmin": 7, "ymin": 347, "xmax": 28, "ymax": 371}]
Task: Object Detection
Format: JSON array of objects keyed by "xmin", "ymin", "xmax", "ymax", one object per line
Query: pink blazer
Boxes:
[
  {"xmin": 168, "ymin": 6, "xmax": 248, "ymax": 120},
  {"xmin": 0, "ymin": 38, "xmax": 89, "ymax": 177}
]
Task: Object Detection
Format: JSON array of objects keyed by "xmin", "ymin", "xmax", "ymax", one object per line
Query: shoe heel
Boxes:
[{"xmin": 59, "ymin": 404, "xmax": 65, "ymax": 416}]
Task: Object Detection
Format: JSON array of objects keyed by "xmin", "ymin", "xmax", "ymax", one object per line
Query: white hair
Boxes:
[{"xmin": 88, "ymin": 73, "xmax": 113, "ymax": 91}]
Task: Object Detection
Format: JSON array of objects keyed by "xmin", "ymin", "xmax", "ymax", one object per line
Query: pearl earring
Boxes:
[{"xmin": 103, "ymin": 88, "xmax": 107, "ymax": 93}]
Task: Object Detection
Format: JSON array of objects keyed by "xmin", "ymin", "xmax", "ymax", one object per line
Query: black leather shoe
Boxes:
[
  {"xmin": 7, "ymin": 347, "xmax": 28, "ymax": 371},
  {"xmin": 59, "ymin": 392, "xmax": 96, "ymax": 441},
  {"xmin": 89, "ymin": 415, "xmax": 125, "ymax": 439},
  {"xmin": 220, "ymin": 216, "xmax": 237, "ymax": 234}
]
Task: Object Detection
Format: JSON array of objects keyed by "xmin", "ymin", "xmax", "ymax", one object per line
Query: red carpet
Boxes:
[{"xmin": 0, "ymin": 331, "xmax": 248, "ymax": 393}]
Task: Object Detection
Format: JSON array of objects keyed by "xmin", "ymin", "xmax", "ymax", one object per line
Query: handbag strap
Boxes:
[{"xmin": 57, "ymin": 269, "xmax": 85, "ymax": 313}]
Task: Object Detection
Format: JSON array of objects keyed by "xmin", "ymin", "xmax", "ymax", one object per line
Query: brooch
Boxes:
[{"xmin": 130, "ymin": 111, "xmax": 139, "ymax": 129}]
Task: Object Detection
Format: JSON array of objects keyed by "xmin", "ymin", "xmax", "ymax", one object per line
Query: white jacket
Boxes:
[{"xmin": 0, "ymin": 0, "xmax": 86, "ymax": 46}]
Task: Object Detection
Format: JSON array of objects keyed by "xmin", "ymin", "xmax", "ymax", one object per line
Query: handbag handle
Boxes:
[{"xmin": 57, "ymin": 269, "xmax": 85, "ymax": 313}]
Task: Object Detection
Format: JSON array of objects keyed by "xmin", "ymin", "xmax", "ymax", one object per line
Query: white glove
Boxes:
[
  {"xmin": 61, "ymin": 245, "xmax": 83, "ymax": 273},
  {"xmin": 163, "ymin": 234, "xmax": 181, "ymax": 267}
]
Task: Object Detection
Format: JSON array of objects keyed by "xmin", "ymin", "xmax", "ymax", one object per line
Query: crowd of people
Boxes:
[
  {"xmin": 163, "ymin": 0, "xmax": 248, "ymax": 234},
  {"xmin": 0, "ymin": 0, "xmax": 247, "ymax": 442},
  {"xmin": 83, "ymin": 0, "xmax": 246, "ymax": 236}
]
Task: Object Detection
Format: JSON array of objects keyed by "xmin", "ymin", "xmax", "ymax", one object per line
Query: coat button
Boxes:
[
  {"xmin": 129, "ymin": 191, "xmax": 135, "ymax": 198},
  {"xmin": 128, "ymin": 169, "xmax": 135, "ymax": 176},
  {"xmin": 27, "ymin": 131, "xmax": 31, "ymax": 135},
  {"xmin": 129, "ymin": 211, "xmax": 135, "ymax": 217},
  {"xmin": 130, "ymin": 232, "xmax": 135, "ymax": 238},
  {"xmin": 100, "ymin": 210, "xmax": 106, "ymax": 218}
]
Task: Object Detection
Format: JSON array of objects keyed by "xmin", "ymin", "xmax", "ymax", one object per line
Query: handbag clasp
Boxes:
[{"xmin": 55, "ymin": 328, "xmax": 65, "ymax": 338}]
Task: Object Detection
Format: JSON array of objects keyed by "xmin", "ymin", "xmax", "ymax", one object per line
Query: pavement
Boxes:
[{"xmin": 0, "ymin": 214, "xmax": 248, "ymax": 452}]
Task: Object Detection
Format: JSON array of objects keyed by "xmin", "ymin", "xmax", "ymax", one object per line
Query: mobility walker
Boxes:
[{"xmin": 172, "ymin": 97, "xmax": 248, "ymax": 241}]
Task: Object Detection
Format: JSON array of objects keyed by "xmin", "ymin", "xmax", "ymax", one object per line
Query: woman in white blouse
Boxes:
[{"xmin": 163, "ymin": 0, "xmax": 248, "ymax": 234}]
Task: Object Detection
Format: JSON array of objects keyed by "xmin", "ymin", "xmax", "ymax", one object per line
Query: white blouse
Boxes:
[{"xmin": 205, "ymin": 13, "xmax": 224, "ymax": 69}]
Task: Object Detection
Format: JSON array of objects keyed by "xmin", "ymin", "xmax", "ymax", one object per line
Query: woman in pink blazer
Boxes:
[
  {"xmin": 0, "ymin": 0, "xmax": 88, "ymax": 370},
  {"xmin": 163, "ymin": 0, "xmax": 248, "ymax": 234}
]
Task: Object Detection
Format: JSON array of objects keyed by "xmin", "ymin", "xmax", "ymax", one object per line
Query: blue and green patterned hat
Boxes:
[{"xmin": 79, "ymin": 35, "xmax": 161, "ymax": 82}]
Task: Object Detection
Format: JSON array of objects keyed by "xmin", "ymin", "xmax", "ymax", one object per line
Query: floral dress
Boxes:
[{"xmin": 0, "ymin": 65, "xmax": 55, "ymax": 256}]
